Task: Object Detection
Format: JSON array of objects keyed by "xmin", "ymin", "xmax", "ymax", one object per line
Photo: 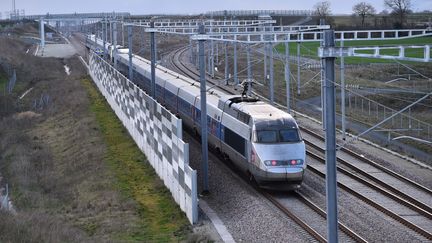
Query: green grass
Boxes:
[
  {"xmin": 81, "ymin": 78, "xmax": 190, "ymax": 242},
  {"xmin": 275, "ymin": 36, "xmax": 432, "ymax": 64}
]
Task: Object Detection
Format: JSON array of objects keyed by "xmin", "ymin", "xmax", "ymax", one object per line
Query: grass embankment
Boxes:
[
  {"xmin": 275, "ymin": 36, "xmax": 432, "ymax": 64},
  {"xmin": 81, "ymin": 78, "xmax": 190, "ymax": 242}
]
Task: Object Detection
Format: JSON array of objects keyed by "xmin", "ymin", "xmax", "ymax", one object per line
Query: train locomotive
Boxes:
[{"xmin": 86, "ymin": 35, "xmax": 306, "ymax": 190}]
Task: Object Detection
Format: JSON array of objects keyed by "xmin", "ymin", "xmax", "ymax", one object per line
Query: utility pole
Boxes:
[
  {"xmin": 269, "ymin": 41, "xmax": 274, "ymax": 104},
  {"xmin": 150, "ymin": 21, "xmax": 156, "ymax": 99},
  {"xmin": 247, "ymin": 43, "xmax": 252, "ymax": 96},
  {"xmin": 285, "ymin": 40, "xmax": 291, "ymax": 113},
  {"xmin": 128, "ymin": 25, "xmax": 133, "ymax": 81},
  {"xmin": 297, "ymin": 42, "xmax": 301, "ymax": 95},
  {"xmin": 341, "ymin": 40, "xmax": 346, "ymax": 140},
  {"xmin": 198, "ymin": 23, "xmax": 209, "ymax": 194},
  {"xmin": 323, "ymin": 29, "xmax": 338, "ymax": 243},
  {"xmin": 39, "ymin": 17, "xmax": 45, "ymax": 49},
  {"xmin": 113, "ymin": 21, "xmax": 118, "ymax": 68}
]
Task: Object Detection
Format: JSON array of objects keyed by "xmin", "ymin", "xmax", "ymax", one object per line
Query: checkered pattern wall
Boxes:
[{"xmin": 89, "ymin": 52, "xmax": 198, "ymax": 224}]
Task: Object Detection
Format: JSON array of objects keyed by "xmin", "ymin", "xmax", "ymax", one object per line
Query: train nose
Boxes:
[
  {"xmin": 285, "ymin": 167, "xmax": 304, "ymax": 181},
  {"xmin": 264, "ymin": 167, "xmax": 304, "ymax": 181}
]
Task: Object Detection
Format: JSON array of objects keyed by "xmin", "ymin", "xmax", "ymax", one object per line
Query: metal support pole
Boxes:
[
  {"xmin": 113, "ymin": 22, "xmax": 118, "ymax": 68},
  {"xmin": 225, "ymin": 42, "xmax": 229, "ymax": 84},
  {"xmin": 207, "ymin": 43, "xmax": 211, "ymax": 74},
  {"xmin": 128, "ymin": 25, "xmax": 133, "ymax": 81},
  {"xmin": 109, "ymin": 21, "xmax": 112, "ymax": 43},
  {"xmin": 103, "ymin": 20, "xmax": 107, "ymax": 59},
  {"xmin": 323, "ymin": 29, "xmax": 338, "ymax": 243},
  {"xmin": 341, "ymin": 40, "xmax": 346, "ymax": 140},
  {"xmin": 196, "ymin": 43, "xmax": 199, "ymax": 68},
  {"xmin": 216, "ymin": 42, "xmax": 219, "ymax": 66},
  {"xmin": 247, "ymin": 43, "xmax": 252, "ymax": 96},
  {"xmin": 321, "ymin": 19, "xmax": 326, "ymax": 130},
  {"xmin": 210, "ymin": 40, "xmax": 215, "ymax": 77},
  {"xmin": 234, "ymin": 39, "xmax": 238, "ymax": 86},
  {"xmin": 198, "ymin": 23, "xmax": 209, "ymax": 194},
  {"xmin": 189, "ymin": 38, "xmax": 194, "ymax": 64},
  {"xmin": 40, "ymin": 17, "xmax": 45, "ymax": 49},
  {"xmin": 121, "ymin": 21, "xmax": 125, "ymax": 46},
  {"xmin": 297, "ymin": 42, "xmax": 301, "ymax": 95},
  {"xmin": 154, "ymin": 32, "xmax": 158, "ymax": 62},
  {"xmin": 285, "ymin": 41, "xmax": 291, "ymax": 113},
  {"xmin": 150, "ymin": 21, "xmax": 156, "ymax": 99},
  {"xmin": 269, "ymin": 42, "xmax": 274, "ymax": 104},
  {"xmin": 264, "ymin": 43, "xmax": 268, "ymax": 81}
]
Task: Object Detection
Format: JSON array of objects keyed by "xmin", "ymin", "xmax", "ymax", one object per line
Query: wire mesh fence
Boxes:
[{"xmin": 338, "ymin": 88, "xmax": 431, "ymax": 141}]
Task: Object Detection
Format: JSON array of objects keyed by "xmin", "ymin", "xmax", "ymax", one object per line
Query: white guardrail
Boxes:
[{"xmin": 89, "ymin": 52, "xmax": 198, "ymax": 224}]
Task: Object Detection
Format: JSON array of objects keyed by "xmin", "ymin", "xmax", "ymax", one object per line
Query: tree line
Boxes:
[{"xmin": 313, "ymin": 0, "xmax": 428, "ymax": 29}]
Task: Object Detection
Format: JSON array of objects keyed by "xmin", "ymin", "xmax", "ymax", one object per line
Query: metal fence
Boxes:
[{"xmin": 339, "ymin": 88, "xmax": 432, "ymax": 141}]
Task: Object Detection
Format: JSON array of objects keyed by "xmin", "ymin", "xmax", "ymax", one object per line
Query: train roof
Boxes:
[{"xmin": 219, "ymin": 95, "xmax": 297, "ymax": 128}]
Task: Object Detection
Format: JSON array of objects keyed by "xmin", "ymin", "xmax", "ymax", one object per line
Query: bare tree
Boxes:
[
  {"xmin": 353, "ymin": 2, "xmax": 376, "ymax": 27},
  {"xmin": 384, "ymin": 0, "xmax": 412, "ymax": 28},
  {"xmin": 314, "ymin": 1, "xmax": 332, "ymax": 18},
  {"xmin": 314, "ymin": 1, "xmax": 332, "ymax": 24}
]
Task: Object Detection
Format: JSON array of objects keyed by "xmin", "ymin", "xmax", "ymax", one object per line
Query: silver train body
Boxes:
[{"xmin": 86, "ymin": 35, "xmax": 306, "ymax": 190}]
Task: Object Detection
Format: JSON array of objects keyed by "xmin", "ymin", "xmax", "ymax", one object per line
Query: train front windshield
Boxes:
[{"xmin": 255, "ymin": 129, "xmax": 302, "ymax": 143}]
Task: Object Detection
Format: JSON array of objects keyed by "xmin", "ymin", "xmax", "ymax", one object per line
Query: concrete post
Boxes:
[
  {"xmin": 341, "ymin": 40, "xmax": 346, "ymax": 140},
  {"xmin": 269, "ymin": 42, "xmax": 274, "ymax": 104},
  {"xmin": 150, "ymin": 21, "xmax": 156, "ymax": 98},
  {"xmin": 39, "ymin": 17, "xmax": 45, "ymax": 48},
  {"xmin": 323, "ymin": 29, "xmax": 338, "ymax": 243},
  {"xmin": 198, "ymin": 23, "xmax": 209, "ymax": 194},
  {"xmin": 285, "ymin": 40, "xmax": 291, "ymax": 113},
  {"xmin": 128, "ymin": 25, "xmax": 133, "ymax": 81}
]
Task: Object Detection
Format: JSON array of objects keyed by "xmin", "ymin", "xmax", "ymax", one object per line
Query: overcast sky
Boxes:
[{"xmin": 1, "ymin": 0, "xmax": 431, "ymax": 16}]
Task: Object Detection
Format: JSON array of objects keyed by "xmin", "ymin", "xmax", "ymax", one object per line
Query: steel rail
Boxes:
[{"xmin": 307, "ymin": 151, "xmax": 432, "ymax": 241}]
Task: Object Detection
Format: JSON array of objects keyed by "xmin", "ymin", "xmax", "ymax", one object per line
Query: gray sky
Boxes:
[{"xmin": 1, "ymin": 0, "xmax": 431, "ymax": 16}]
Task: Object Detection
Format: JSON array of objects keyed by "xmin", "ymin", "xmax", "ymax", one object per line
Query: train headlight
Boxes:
[
  {"xmin": 264, "ymin": 159, "xmax": 303, "ymax": 166},
  {"xmin": 290, "ymin": 159, "xmax": 304, "ymax": 165},
  {"xmin": 264, "ymin": 160, "xmax": 279, "ymax": 166}
]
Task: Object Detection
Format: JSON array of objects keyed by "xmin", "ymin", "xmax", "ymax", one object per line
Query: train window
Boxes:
[
  {"xmin": 224, "ymin": 127, "xmax": 246, "ymax": 157},
  {"xmin": 279, "ymin": 129, "xmax": 301, "ymax": 143},
  {"xmin": 256, "ymin": 131, "xmax": 278, "ymax": 143},
  {"xmin": 255, "ymin": 129, "xmax": 301, "ymax": 143}
]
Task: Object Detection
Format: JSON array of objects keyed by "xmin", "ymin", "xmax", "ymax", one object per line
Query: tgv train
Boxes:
[{"xmin": 86, "ymin": 35, "xmax": 306, "ymax": 190}]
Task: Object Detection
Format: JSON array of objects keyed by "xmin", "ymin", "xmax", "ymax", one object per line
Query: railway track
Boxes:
[
  {"xmin": 166, "ymin": 45, "xmax": 432, "ymax": 241},
  {"xmin": 166, "ymin": 46, "xmax": 368, "ymax": 242}
]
